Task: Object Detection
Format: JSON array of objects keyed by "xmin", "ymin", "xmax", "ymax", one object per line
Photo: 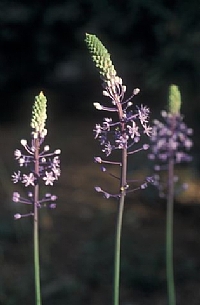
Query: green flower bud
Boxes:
[
  {"xmin": 31, "ymin": 91, "xmax": 47, "ymax": 135},
  {"xmin": 168, "ymin": 84, "xmax": 181, "ymax": 115},
  {"xmin": 85, "ymin": 33, "xmax": 117, "ymax": 81}
]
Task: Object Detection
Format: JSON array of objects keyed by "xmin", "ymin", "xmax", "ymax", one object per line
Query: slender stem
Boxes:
[
  {"xmin": 166, "ymin": 118, "xmax": 176, "ymax": 305},
  {"xmin": 34, "ymin": 138, "xmax": 42, "ymax": 305},
  {"xmin": 114, "ymin": 99, "xmax": 127, "ymax": 305},
  {"xmin": 113, "ymin": 193, "xmax": 125, "ymax": 305}
]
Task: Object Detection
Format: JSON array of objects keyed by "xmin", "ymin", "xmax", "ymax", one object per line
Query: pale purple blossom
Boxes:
[
  {"xmin": 93, "ymin": 76, "xmax": 152, "ymax": 198},
  {"xmin": 12, "ymin": 171, "xmax": 21, "ymax": 183},
  {"xmin": 148, "ymin": 110, "xmax": 193, "ymax": 197},
  {"xmin": 127, "ymin": 121, "xmax": 140, "ymax": 139},
  {"xmin": 12, "ymin": 126, "xmax": 61, "ymax": 218},
  {"xmin": 13, "ymin": 192, "xmax": 20, "ymax": 202},
  {"xmin": 22, "ymin": 173, "xmax": 35, "ymax": 187},
  {"xmin": 43, "ymin": 171, "xmax": 56, "ymax": 185},
  {"xmin": 14, "ymin": 149, "xmax": 22, "ymax": 159}
]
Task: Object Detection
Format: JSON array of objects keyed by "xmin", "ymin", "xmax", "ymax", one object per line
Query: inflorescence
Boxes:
[
  {"xmin": 148, "ymin": 85, "xmax": 193, "ymax": 197},
  {"xmin": 12, "ymin": 92, "xmax": 61, "ymax": 219},
  {"xmin": 85, "ymin": 34, "xmax": 153, "ymax": 198}
]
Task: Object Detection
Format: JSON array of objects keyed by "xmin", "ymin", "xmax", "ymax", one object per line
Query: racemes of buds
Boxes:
[
  {"xmin": 148, "ymin": 84, "xmax": 193, "ymax": 197},
  {"xmin": 85, "ymin": 34, "xmax": 153, "ymax": 198},
  {"xmin": 12, "ymin": 92, "xmax": 61, "ymax": 219}
]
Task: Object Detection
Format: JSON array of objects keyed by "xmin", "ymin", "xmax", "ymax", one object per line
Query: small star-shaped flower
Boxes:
[
  {"xmin": 143, "ymin": 124, "xmax": 152, "ymax": 137},
  {"xmin": 52, "ymin": 165, "xmax": 61, "ymax": 179},
  {"xmin": 127, "ymin": 121, "xmax": 140, "ymax": 139},
  {"xmin": 22, "ymin": 173, "xmax": 35, "ymax": 187},
  {"xmin": 43, "ymin": 171, "xmax": 56, "ymax": 185},
  {"xmin": 137, "ymin": 104, "xmax": 150, "ymax": 125},
  {"xmin": 94, "ymin": 124, "xmax": 102, "ymax": 139},
  {"xmin": 12, "ymin": 171, "xmax": 21, "ymax": 183},
  {"xmin": 14, "ymin": 149, "xmax": 22, "ymax": 159}
]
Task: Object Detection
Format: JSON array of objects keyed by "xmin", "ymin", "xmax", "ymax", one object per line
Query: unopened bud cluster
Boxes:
[{"xmin": 31, "ymin": 91, "xmax": 47, "ymax": 138}]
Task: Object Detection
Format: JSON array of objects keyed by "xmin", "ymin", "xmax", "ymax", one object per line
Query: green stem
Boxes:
[
  {"xmin": 34, "ymin": 139, "xmax": 42, "ymax": 305},
  {"xmin": 166, "ymin": 153, "xmax": 176, "ymax": 305},
  {"xmin": 114, "ymin": 193, "xmax": 125, "ymax": 305},
  {"xmin": 113, "ymin": 137, "xmax": 127, "ymax": 305}
]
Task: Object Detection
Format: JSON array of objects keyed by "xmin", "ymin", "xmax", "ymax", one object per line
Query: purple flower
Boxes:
[
  {"xmin": 43, "ymin": 171, "xmax": 56, "ymax": 186},
  {"xmin": 22, "ymin": 173, "xmax": 35, "ymax": 187},
  {"xmin": 12, "ymin": 129, "xmax": 61, "ymax": 218},
  {"xmin": 93, "ymin": 78, "xmax": 152, "ymax": 197},
  {"xmin": 148, "ymin": 110, "xmax": 193, "ymax": 197}
]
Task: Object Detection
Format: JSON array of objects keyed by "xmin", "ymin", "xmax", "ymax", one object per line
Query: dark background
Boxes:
[
  {"xmin": 1, "ymin": 0, "xmax": 200, "ymax": 305},
  {"xmin": 1, "ymin": 0, "xmax": 200, "ymax": 122}
]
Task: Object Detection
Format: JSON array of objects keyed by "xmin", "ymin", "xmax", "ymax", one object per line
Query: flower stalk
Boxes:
[
  {"xmin": 166, "ymin": 115, "xmax": 176, "ymax": 305},
  {"xmin": 148, "ymin": 84, "xmax": 193, "ymax": 305},
  {"xmin": 12, "ymin": 92, "xmax": 61, "ymax": 305},
  {"xmin": 34, "ymin": 137, "xmax": 41, "ymax": 305},
  {"xmin": 85, "ymin": 33, "xmax": 152, "ymax": 305}
]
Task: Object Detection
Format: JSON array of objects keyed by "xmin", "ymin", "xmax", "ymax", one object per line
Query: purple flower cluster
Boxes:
[
  {"xmin": 12, "ymin": 136, "xmax": 61, "ymax": 219},
  {"xmin": 148, "ymin": 110, "xmax": 193, "ymax": 197},
  {"xmin": 93, "ymin": 76, "xmax": 153, "ymax": 198},
  {"xmin": 93, "ymin": 86, "xmax": 152, "ymax": 157}
]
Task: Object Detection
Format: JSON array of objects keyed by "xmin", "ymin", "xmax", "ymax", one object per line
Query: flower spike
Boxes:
[{"xmin": 86, "ymin": 34, "xmax": 153, "ymax": 305}]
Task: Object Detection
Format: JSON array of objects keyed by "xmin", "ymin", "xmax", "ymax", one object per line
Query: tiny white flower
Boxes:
[
  {"xmin": 133, "ymin": 88, "xmax": 140, "ymax": 95},
  {"xmin": 43, "ymin": 171, "xmax": 56, "ymax": 186},
  {"xmin": 122, "ymin": 85, "xmax": 126, "ymax": 92},
  {"xmin": 14, "ymin": 149, "xmax": 22, "ymax": 159},
  {"xmin": 95, "ymin": 186, "xmax": 102, "ymax": 192},
  {"xmin": 52, "ymin": 156, "xmax": 60, "ymax": 166},
  {"xmin": 51, "ymin": 195, "xmax": 57, "ymax": 201},
  {"xmin": 44, "ymin": 145, "xmax": 50, "ymax": 151},
  {"xmin": 12, "ymin": 192, "xmax": 20, "ymax": 202},
  {"xmin": 103, "ymin": 90, "xmax": 109, "ymax": 96},
  {"xmin": 52, "ymin": 166, "xmax": 61, "ymax": 179},
  {"xmin": 19, "ymin": 157, "xmax": 25, "ymax": 166},
  {"xmin": 12, "ymin": 171, "xmax": 21, "ymax": 183},
  {"xmin": 22, "ymin": 173, "xmax": 35, "ymax": 187},
  {"xmin": 94, "ymin": 157, "xmax": 102, "ymax": 163},
  {"xmin": 21, "ymin": 139, "xmax": 27, "ymax": 146},
  {"xmin": 40, "ymin": 129, "xmax": 47, "ymax": 138},
  {"xmin": 127, "ymin": 121, "xmax": 140, "ymax": 139},
  {"xmin": 14, "ymin": 213, "xmax": 22, "ymax": 220},
  {"xmin": 93, "ymin": 102, "xmax": 103, "ymax": 110},
  {"xmin": 143, "ymin": 124, "xmax": 152, "ymax": 137},
  {"xmin": 54, "ymin": 149, "xmax": 61, "ymax": 154}
]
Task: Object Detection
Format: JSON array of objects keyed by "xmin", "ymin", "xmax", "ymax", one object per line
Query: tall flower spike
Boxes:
[
  {"xmin": 148, "ymin": 84, "xmax": 193, "ymax": 305},
  {"xmin": 12, "ymin": 92, "xmax": 61, "ymax": 217},
  {"xmin": 12, "ymin": 92, "xmax": 61, "ymax": 305},
  {"xmin": 148, "ymin": 84, "xmax": 193, "ymax": 195},
  {"xmin": 86, "ymin": 33, "xmax": 152, "ymax": 305},
  {"xmin": 31, "ymin": 91, "xmax": 47, "ymax": 137}
]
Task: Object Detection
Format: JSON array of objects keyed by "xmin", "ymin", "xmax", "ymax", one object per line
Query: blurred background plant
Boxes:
[
  {"xmin": 0, "ymin": 0, "xmax": 200, "ymax": 304},
  {"xmin": 148, "ymin": 84, "xmax": 193, "ymax": 305}
]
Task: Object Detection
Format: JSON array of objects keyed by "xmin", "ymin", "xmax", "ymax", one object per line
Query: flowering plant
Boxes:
[
  {"xmin": 12, "ymin": 92, "xmax": 61, "ymax": 305},
  {"xmin": 148, "ymin": 84, "xmax": 193, "ymax": 305},
  {"xmin": 85, "ymin": 33, "xmax": 153, "ymax": 305}
]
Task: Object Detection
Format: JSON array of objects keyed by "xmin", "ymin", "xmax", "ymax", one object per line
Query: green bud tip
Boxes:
[
  {"xmin": 85, "ymin": 33, "xmax": 117, "ymax": 81},
  {"xmin": 168, "ymin": 84, "xmax": 181, "ymax": 115},
  {"xmin": 30, "ymin": 91, "xmax": 47, "ymax": 135}
]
